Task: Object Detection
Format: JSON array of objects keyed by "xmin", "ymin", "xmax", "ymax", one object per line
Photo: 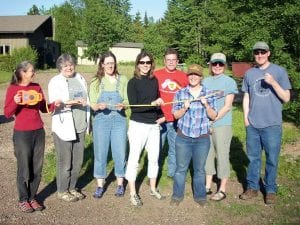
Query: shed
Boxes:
[
  {"xmin": 76, "ymin": 41, "xmax": 144, "ymax": 65},
  {"xmin": 0, "ymin": 15, "xmax": 59, "ymax": 67}
]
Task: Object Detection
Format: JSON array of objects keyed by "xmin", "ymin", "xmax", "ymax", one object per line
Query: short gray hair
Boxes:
[{"xmin": 56, "ymin": 54, "xmax": 77, "ymax": 71}]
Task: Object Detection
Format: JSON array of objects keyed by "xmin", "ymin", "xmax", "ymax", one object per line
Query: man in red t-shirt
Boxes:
[{"xmin": 154, "ymin": 48, "xmax": 188, "ymax": 177}]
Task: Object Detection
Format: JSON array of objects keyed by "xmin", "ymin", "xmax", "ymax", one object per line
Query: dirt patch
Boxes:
[{"xmin": 0, "ymin": 72, "xmax": 299, "ymax": 225}]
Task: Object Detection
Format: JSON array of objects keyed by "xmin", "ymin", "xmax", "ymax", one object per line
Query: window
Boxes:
[{"xmin": 0, "ymin": 45, "xmax": 10, "ymax": 55}]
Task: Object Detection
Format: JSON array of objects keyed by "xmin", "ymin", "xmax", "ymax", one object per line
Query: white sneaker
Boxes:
[
  {"xmin": 150, "ymin": 189, "xmax": 166, "ymax": 200},
  {"xmin": 130, "ymin": 194, "xmax": 143, "ymax": 206}
]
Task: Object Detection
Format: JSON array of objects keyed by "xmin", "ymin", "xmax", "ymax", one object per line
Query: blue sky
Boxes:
[{"xmin": 0, "ymin": 0, "xmax": 167, "ymax": 21}]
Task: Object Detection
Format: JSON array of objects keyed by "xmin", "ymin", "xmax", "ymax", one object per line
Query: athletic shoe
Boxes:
[
  {"xmin": 115, "ymin": 185, "xmax": 124, "ymax": 197},
  {"xmin": 130, "ymin": 194, "xmax": 143, "ymax": 206},
  {"xmin": 93, "ymin": 187, "xmax": 104, "ymax": 198},
  {"xmin": 19, "ymin": 201, "xmax": 34, "ymax": 213}
]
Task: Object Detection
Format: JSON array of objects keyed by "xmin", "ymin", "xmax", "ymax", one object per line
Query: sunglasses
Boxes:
[
  {"xmin": 139, "ymin": 61, "xmax": 152, "ymax": 65},
  {"xmin": 211, "ymin": 62, "xmax": 225, "ymax": 67},
  {"xmin": 253, "ymin": 49, "xmax": 267, "ymax": 55}
]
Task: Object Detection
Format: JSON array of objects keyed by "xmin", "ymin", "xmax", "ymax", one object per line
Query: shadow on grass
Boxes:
[{"xmin": 230, "ymin": 136, "xmax": 249, "ymax": 190}]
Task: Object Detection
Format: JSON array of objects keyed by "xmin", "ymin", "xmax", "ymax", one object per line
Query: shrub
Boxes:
[
  {"xmin": 0, "ymin": 55, "xmax": 14, "ymax": 72},
  {"xmin": 11, "ymin": 47, "xmax": 38, "ymax": 69}
]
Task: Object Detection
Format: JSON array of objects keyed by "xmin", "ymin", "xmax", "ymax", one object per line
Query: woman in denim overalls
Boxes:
[{"xmin": 89, "ymin": 52, "xmax": 128, "ymax": 198}]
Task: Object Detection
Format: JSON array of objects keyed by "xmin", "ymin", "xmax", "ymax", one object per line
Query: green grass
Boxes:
[{"xmin": 0, "ymin": 71, "xmax": 12, "ymax": 84}]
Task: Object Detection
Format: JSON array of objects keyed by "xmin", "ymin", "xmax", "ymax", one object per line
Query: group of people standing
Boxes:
[{"xmin": 4, "ymin": 41, "xmax": 291, "ymax": 213}]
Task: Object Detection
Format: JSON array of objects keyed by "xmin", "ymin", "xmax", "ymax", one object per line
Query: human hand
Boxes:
[
  {"xmin": 151, "ymin": 98, "xmax": 164, "ymax": 106},
  {"xmin": 14, "ymin": 92, "xmax": 22, "ymax": 104},
  {"xmin": 115, "ymin": 103, "xmax": 125, "ymax": 111},
  {"xmin": 244, "ymin": 118, "xmax": 250, "ymax": 127},
  {"xmin": 156, "ymin": 116, "xmax": 166, "ymax": 124},
  {"xmin": 264, "ymin": 73, "xmax": 276, "ymax": 86},
  {"xmin": 183, "ymin": 99, "xmax": 190, "ymax": 109},
  {"xmin": 200, "ymin": 97, "xmax": 208, "ymax": 108},
  {"xmin": 97, "ymin": 102, "xmax": 107, "ymax": 110},
  {"xmin": 54, "ymin": 99, "xmax": 63, "ymax": 107}
]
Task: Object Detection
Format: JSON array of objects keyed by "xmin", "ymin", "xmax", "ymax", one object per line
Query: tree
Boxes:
[
  {"xmin": 27, "ymin": 5, "xmax": 40, "ymax": 15},
  {"xmin": 50, "ymin": 2, "xmax": 82, "ymax": 56},
  {"xmin": 144, "ymin": 12, "xmax": 149, "ymax": 27},
  {"xmin": 81, "ymin": 0, "xmax": 131, "ymax": 59}
]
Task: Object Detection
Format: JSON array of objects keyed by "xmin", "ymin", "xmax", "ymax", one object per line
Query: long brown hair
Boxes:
[
  {"xmin": 134, "ymin": 50, "xmax": 155, "ymax": 79},
  {"xmin": 94, "ymin": 51, "xmax": 119, "ymax": 82}
]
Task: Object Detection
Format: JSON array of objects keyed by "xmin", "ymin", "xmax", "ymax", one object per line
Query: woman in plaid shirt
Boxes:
[{"xmin": 170, "ymin": 64, "xmax": 217, "ymax": 206}]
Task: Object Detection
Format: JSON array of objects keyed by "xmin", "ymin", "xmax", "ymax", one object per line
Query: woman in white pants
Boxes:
[{"xmin": 125, "ymin": 51, "xmax": 166, "ymax": 206}]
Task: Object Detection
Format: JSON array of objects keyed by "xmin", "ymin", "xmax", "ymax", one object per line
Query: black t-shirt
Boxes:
[{"xmin": 127, "ymin": 75, "xmax": 162, "ymax": 124}]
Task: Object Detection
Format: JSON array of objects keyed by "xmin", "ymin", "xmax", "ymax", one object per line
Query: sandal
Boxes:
[{"xmin": 211, "ymin": 191, "xmax": 226, "ymax": 201}]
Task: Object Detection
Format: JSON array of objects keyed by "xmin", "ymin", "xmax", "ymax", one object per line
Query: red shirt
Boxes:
[
  {"xmin": 4, "ymin": 83, "xmax": 54, "ymax": 131},
  {"xmin": 154, "ymin": 68, "xmax": 188, "ymax": 122}
]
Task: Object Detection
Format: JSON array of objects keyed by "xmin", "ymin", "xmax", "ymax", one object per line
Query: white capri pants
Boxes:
[{"xmin": 125, "ymin": 120, "xmax": 160, "ymax": 181}]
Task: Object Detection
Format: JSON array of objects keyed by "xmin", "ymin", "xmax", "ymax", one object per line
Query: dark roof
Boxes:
[
  {"xmin": 0, "ymin": 15, "xmax": 53, "ymax": 36},
  {"xmin": 112, "ymin": 42, "xmax": 144, "ymax": 49}
]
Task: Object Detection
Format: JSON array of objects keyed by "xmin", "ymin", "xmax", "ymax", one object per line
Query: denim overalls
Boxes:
[{"xmin": 93, "ymin": 76, "xmax": 127, "ymax": 178}]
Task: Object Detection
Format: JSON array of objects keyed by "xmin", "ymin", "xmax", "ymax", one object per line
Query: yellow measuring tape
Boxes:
[{"xmin": 109, "ymin": 90, "xmax": 224, "ymax": 107}]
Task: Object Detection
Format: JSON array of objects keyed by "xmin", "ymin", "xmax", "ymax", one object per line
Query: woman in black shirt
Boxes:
[{"xmin": 125, "ymin": 51, "xmax": 166, "ymax": 207}]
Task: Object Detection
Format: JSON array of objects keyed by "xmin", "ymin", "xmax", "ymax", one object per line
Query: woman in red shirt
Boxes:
[{"xmin": 4, "ymin": 61, "xmax": 59, "ymax": 213}]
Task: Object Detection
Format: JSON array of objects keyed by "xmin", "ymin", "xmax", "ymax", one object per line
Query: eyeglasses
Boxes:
[
  {"xmin": 139, "ymin": 61, "xmax": 152, "ymax": 65},
  {"xmin": 211, "ymin": 62, "xmax": 225, "ymax": 67},
  {"xmin": 253, "ymin": 50, "xmax": 267, "ymax": 55}
]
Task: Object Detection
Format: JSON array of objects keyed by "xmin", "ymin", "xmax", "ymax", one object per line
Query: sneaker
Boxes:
[
  {"xmin": 93, "ymin": 187, "xmax": 104, "ymax": 198},
  {"xmin": 57, "ymin": 191, "xmax": 79, "ymax": 202},
  {"xmin": 194, "ymin": 199, "xmax": 207, "ymax": 206},
  {"xmin": 150, "ymin": 189, "xmax": 166, "ymax": 200},
  {"xmin": 29, "ymin": 199, "xmax": 44, "ymax": 211},
  {"xmin": 170, "ymin": 198, "xmax": 181, "ymax": 206},
  {"xmin": 206, "ymin": 188, "xmax": 213, "ymax": 195},
  {"xmin": 70, "ymin": 189, "xmax": 85, "ymax": 200},
  {"xmin": 19, "ymin": 201, "xmax": 34, "ymax": 213},
  {"xmin": 265, "ymin": 193, "xmax": 276, "ymax": 205},
  {"xmin": 239, "ymin": 189, "xmax": 258, "ymax": 200},
  {"xmin": 211, "ymin": 191, "xmax": 226, "ymax": 201},
  {"xmin": 130, "ymin": 194, "xmax": 143, "ymax": 206},
  {"xmin": 115, "ymin": 185, "xmax": 124, "ymax": 197}
]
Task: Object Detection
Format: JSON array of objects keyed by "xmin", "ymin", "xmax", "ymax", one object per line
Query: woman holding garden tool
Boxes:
[{"xmin": 170, "ymin": 64, "xmax": 217, "ymax": 206}]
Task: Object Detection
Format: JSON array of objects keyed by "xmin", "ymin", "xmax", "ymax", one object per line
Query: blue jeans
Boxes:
[
  {"xmin": 93, "ymin": 111, "xmax": 127, "ymax": 178},
  {"xmin": 246, "ymin": 125, "xmax": 282, "ymax": 193},
  {"xmin": 172, "ymin": 134, "xmax": 210, "ymax": 201},
  {"xmin": 160, "ymin": 121, "xmax": 177, "ymax": 177}
]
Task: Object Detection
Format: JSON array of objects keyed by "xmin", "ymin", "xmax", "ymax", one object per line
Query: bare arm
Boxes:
[
  {"xmin": 200, "ymin": 97, "xmax": 217, "ymax": 120},
  {"xmin": 214, "ymin": 93, "xmax": 235, "ymax": 121},
  {"xmin": 264, "ymin": 73, "xmax": 290, "ymax": 103},
  {"xmin": 243, "ymin": 93, "xmax": 250, "ymax": 126}
]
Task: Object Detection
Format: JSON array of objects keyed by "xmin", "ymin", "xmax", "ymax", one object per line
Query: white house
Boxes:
[{"xmin": 76, "ymin": 41, "xmax": 144, "ymax": 65}]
